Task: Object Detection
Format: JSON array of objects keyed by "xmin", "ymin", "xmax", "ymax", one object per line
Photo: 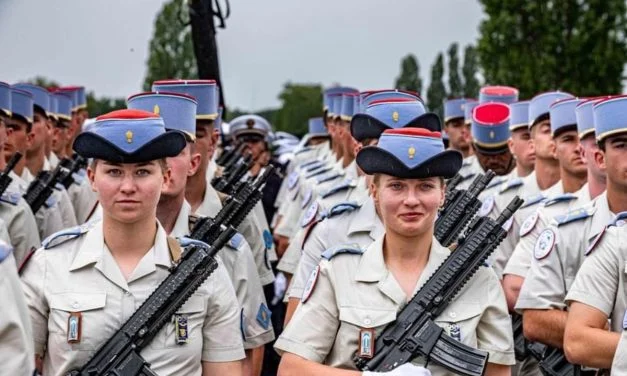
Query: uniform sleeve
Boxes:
[
  {"xmin": 201, "ymin": 263, "xmax": 246, "ymax": 362},
  {"xmin": 503, "ymin": 214, "xmax": 550, "ymax": 278},
  {"xmin": 57, "ymin": 189, "xmax": 78, "ymax": 228},
  {"xmin": 274, "ymin": 260, "xmax": 340, "ymax": 363},
  {"xmin": 476, "ymin": 268, "xmax": 516, "ymax": 365},
  {"xmin": 237, "ymin": 216, "xmax": 274, "ymax": 286},
  {"xmin": 565, "ymin": 230, "xmax": 620, "ymax": 316},
  {"xmin": 37, "ymin": 204, "xmax": 65, "ymax": 240},
  {"xmin": 19, "ymin": 248, "xmax": 49, "ymax": 356},
  {"xmin": 516, "ymin": 227, "xmax": 567, "ymax": 312},
  {"xmin": 276, "ymin": 228, "xmax": 305, "ymax": 274},
  {"xmin": 8, "ymin": 201, "xmax": 41, "ymax": 265},
  {"xmin": 289, "ymin": 220, "xmax": 328, "ymax": 299}
]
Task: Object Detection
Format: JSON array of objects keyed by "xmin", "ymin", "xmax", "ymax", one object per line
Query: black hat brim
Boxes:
[
  {"xmin": 357, "ymin": 146, "xmax": 462, "ymax": 179},
  {"xmin": 351, "ymin": 112, "xmax": 442, "ymax": 142},
  {"xmin": 73, "ymin": 130, "xmax": 186, "ymax": 163}
]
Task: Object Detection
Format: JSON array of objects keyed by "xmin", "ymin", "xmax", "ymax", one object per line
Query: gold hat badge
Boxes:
[
  {"xmin": 153, "ymin": 104, "xmax": 160, "ymax": 115},
  {"xmin": 392, "ymin": 111, "xmax": 399, "ymax": 123},
  {"xmin": 408, "ymin": 146, "xmax": 416, "ymax": 159},
  {"xmin": 126, "ymin": 130, "xmax": 133, "ymax": 144}
]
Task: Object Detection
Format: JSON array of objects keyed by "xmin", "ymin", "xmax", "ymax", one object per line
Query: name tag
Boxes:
[
  {"xmin": 67, "ymin": 312, "xmax": 82, "ymax": 344},
  {"xmin": 175, "ymin": 314, "xmax": 189, "ymax": 344}
]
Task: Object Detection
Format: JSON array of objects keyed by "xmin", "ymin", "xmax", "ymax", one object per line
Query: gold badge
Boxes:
[
  {"xmin": 408, "ymin": 146, "xmax": 416, "ymax": 159},
  {"xmin": 246, "ymin": 118, "xmax": 255, "ymax": 129},
  {"xmin": 126, "ymin": 130, "xmax": 133, "ymax": 143},
  {"xmin": 392, "ymin": 111, "xmax": 399, "ymax": 122},
  {"xmin": 489, "ymin": 130, "xmax": 495, "ymax": 140},
  {"xmin": 153, "ymin": 104, "xmax": 160, "ymax": 115}
]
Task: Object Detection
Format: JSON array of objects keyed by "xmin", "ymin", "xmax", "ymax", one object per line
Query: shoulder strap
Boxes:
[{"xmin": 167, "ymin": 236, "xmax": 182, "ymax": 263}]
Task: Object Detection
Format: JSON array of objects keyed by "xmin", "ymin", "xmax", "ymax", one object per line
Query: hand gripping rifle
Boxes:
[
  {"xmin": 355, "ymin": 197, "xmax": 524, "ymax": 376},
  {"xmin": 23, "ymin": 164, "xmax": 65, "ymax": 214},
  {"xmin": 57, "ymin": 153, "xmax": 88, "ymax": 189},
  {"xmin": 0, "ymin": 152, "xmax": 22, "ymax": 197},
  {"xmin": 212, "ymin": 153, "xmax": 253, "ymax": 193},
  {"xmin": 66, "ymin": 228, "xmax": 237, "ymax": 376},
  {"xmin": 435, "ymin": 170, "xmax": 496, "ymax": 247}
]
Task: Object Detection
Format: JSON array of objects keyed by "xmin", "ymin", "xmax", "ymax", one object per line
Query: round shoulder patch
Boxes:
[
  {"xmin": 301, "ymin": 201, "xmax": 319, "ymax": 228},
  {"xmin": 534, "ymin": 229, "xmax": 556, "ymax": 260},
  {"xmin": 288, "ymin": 171, "xmax": 299, "ymax": 190},
  {"xmin": 478, "ymin": 195, "xmax": 495, "ymax": 217},
  {"xmin": 302, "ymin": 265, "xmax": 320, "ymax": 303},
  {"xmin": 519, "ymin": 211, "xmax": 539, "ymax": 237},
  {"xmin": 586, "ymin": 227, "xmax": 606, "ymax": 256},
  {"xmin": 502, "ymin": 215, "xmax": 514, "ymax": 232},
  {"xmin": 301, "ymin": 188, "xmax": 313, "ymax": 209},
  {"xmin": 263, "ymin": 229, "xmax": 273, "ymax": 250}
]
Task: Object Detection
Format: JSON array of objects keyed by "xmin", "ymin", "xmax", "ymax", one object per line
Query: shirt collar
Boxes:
[
  {"xmin": 589, "ymin": 191, "xmax": 614, "ymax": 240},
  {"xmin": 171, "ymin": 200, "xmax": 192, "ymax": 238},
  {"xmin": 347, "ymin": 197, "xmax": 384, "ymax": 240}
]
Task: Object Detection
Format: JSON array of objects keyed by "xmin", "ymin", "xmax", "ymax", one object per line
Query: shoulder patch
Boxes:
[
  {"xmin": 499, "ymin": 177, "xmax": 524, "ymax": 194},
  {"xmin": 519, "ymin": 211, "xmax": 539, "ymax": 237},
  {"xmin": 321, "ymin": 178, "xmax": 357, "ymax": 199},
  {"xmin": 321, "ymin": 243, "xmax": 364, "ymax": 260},
  {"xmin": 263, "ymin": 229, "xmax": 273, "ymax": 250},
  {"xmin": 534, "ymin": 228, "xmax": 556, "ymax": 260},
  {"xmin": 486, "ymin": 175, "xmax": 509, "ymax": 190},
  {"xmin": 328, "ymin": 201, "xmax": 361, "ymax": 218},
  {"xmin": 302, "ymin": 265, "xmax": 320, "ymax": 303},
  {"xmin": 228, "ymin": 233, "xmax": 244, "ymax": 250},
  {"xmin": 0, "ymin": 190, "xmax": 20, "ymax": 206},
  {"xmin": 42, "ymin": 221, "xmax": 96, "ymax": 249},
  {"xmin": 542, "ymin": 193, "xmax": 578, "ymax": 207},
  {"xmin": 287, "ymin": 171, "xmax": 299, "ymax": 190},
  {"xmin": 256, "ymin": 302, "xmax": 272, "ymax": 330},
  {"xmin": 585, "ymin": 227, "xmax": 606, "ymax": 256},
  {"xmin": 301, "ymin": 201, "xmax": 320, "ymax": 228},
  {"xmin": 301, "ymin": 188, "xmax": 313, "ymax": 209},
  {"xmin": 520, "ymin": 193, "xmax": 546, "ymax": 209},
  {"xmin": 478, "ymin": 195, "xmax": 494, "ymax": 217},
  {"xmin": 611, "ymin": 211, "xmax": 627, "ymax": 228},
  {"xmin": 554, "ymin": 206, "xmax": 595, "ymax": 227},
  {"xmin": 0, "ymin": 241, "xmax": 13, "ymax": 263},
  {"xmin": 317, "ymin": 171, "xmax": 343, "ymax": 184}
]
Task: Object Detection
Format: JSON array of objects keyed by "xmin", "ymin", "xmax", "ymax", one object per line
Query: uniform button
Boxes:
[
  {"xmin": 125, "ymin": 291, "xmax": 131, "ymax": 296},
  {"xmin": 364, "ymin": 318, "xmax": 372, "ymax": 325},
  {"xmin": 449, "ymin": 312, "xmax": 456, "ymax": 318},
  {"xmin": 72, "ymin": 302, "xmax": 79, "ymax": 309}
]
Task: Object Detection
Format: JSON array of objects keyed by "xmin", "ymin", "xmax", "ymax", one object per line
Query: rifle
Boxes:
[
  {"xmin": 0, "ymin": 152, "xmax": 21, "ymax": 197},
  {"xmin": 66, "ymin": 227, "xmax": 237, "ymax": 376},
  {"xmin": 512, "ymin": 313, "xmax": 527, "ymax": 361},
  {"xmin": 355, "ymin": 197, "xmax": 524, "ymax": 376},
  {"xmin": 526, "ymin": 341, "xmax": 580, "ymax": 376},
  {"xmin": 23, "ymin": 164, "xmax": 65, "ymax": 214},
  {"xmin": 57, "ymin": 153, "xmax": 88, "ymax": 189},
  {"xmin": 215, "ymin": 145, "xmax": 236, "ymax": 166},
  {"xmin": 445, "ymin": 173, "xmax": 463, "ymax": 197},
  {"xmin": 435, "ymin": 170, "xmax": 496, "ymax": 247},
  {"xmin": 221, "ymin": 143, "xmax": 247, "ymax": 170},
  {"xmin": 212, "ymin": 153, "xmax": 253, "ymax": 193}
]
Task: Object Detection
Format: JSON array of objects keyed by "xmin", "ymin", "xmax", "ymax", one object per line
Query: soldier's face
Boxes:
[
  {"xmin": 444, "ymin": 119, "xmax": 471, "ymax": 150},
  {"xmin": 52, "ymin": 123, "xmax": 68, "ymax": 155},
  {"xmin": 579, "ymin": 135, "xmax": 605, "ymax": 182},
  {"xmin": 0, "ymin": 114, "xmax": 9, "ymax": 147},
  {"xmin": 531, "ymin": 120, "xmax": 556, "ymax": 160},
  {"xmin": 161, "ymin": 144, "xmax": 199, "ymax": 199},
  {"xmin": 5, "ymin": 117, "xmax": 32, "ymax": 155},
  {"xmin": 196, "ymin": 120, "xmax": 218, "ymax": 161},
  {"xmin": 599, "ymin": 134, "xmax": 627, "ymax": 189},
  {"xmin": 508, "ymin": 128, "xmax": 535, "ymax": 171},
  {"xmin": 89, "ymin": 160, "xmax": 169, "ymax": 224},
  {"xmin": 554, "ymin": 130, "xmax": 586, "ymax": 178},
  {"xmin": 29, "ymin": 112, "xmax": 49, "ymax": 152},
  {"xmin": 475, "ymin": 148, "xmax": 515, "ymax": 176},
  {"xmin": 373, "ymin": 174, "xmax": 444, "ymax": 238}
]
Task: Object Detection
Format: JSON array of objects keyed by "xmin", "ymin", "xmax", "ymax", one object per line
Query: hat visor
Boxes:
[
  {"xmin": 356, "ymin": 147, "xmax": 462, "ymax": 179},
  {"xmin": 233, "ymin": 129, "xmax": 267, "ymax": 139},
  {"xmin": 404, "ymin": 112, "xmax": 442, "ymax": 132},
  {"xmin": 73, "ymin": 130, "xmax": 186, "ymax": 163},
  {"xmin": 351, "ymin": 113, "xmax": 442, "ymax": 142}
]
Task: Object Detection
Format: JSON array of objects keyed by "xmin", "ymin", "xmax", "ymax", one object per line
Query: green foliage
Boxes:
[
  {"xmin": 462, "ymin": 45, "xmax": 481, "ymax": 98},
  {"xmin": 447, "ymin": 43, "xmax": 463, "ymax": 97},
  {"xmin": 477, "ymin": 0, "xmax": 627, "ymax": 98},
  {"xmin": 273, "ymin": 83, "xmax": 323, "ymax": 137},
  {"xmin": 27, "ymin": 76, "xmax": 60, "ymax": 89},
  {"xmin": 394, "ymin": 54, "xmax": 423, "ymax": 95},
  {"xmin": 143, "ymin": 0, "xmax": 197, "ymax": 91},
  {"xmin": 426, "ymin": 53, "xmax": 448, "ymax": 120},
  {"xmin": 87, "ymin": 95, "xmax": 126, "ymax": 117}
]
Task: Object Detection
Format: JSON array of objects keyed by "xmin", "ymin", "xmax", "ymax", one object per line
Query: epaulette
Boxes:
[
  {"xmin": 542, "ymin": 193, "xmax": 578, "ymax": 207},
  {"xmin": 42, "ymin": 221, "xmax": 96, "ymax": 249},
  {"xmin": 306, "ymin": 165, "xmax": 333, "ymax": 179},
  {"xmin": 327, "ymin": 201, "xmax": 361, "ymax": 218},
  {"xmin": 554, "ymin": 205, "xmax": 595, "ymax": 227},
  {"xmin": 71, "ymin": 172, "xmax": 86, "ymax": 186},
  {"xmin": 54, "ymin": 182, "xmax": 65, "ymax": 191},
  {"xmin": 0, "ymin": 190, "xmax": 20, "ymax": 206},
  {"xmin": 44, "ymin": 194, "xmax": 57, "ymax": 208},
  {"xmin": 611, "ymin": 211, "xmax": 627, "ymax": 228},
  {"xmin": 294, "ymin": 146, "xmax": 312, "ymax": 155},
  {"xmin": 321, "ymin": 243, "xmax": 364, "ymax": 260},
  {"xmin": 459, "ymin": 170, "xmax": 476, "ymax": 182},
  {"xmin": 520, "ymin": 193, "xmax": 546, "ymax": 209},
  {"xmin": 299, "ymin": 159, "xmax": 322, "ymax": 170},
  {"xmin": 287, "ymin": 171, "xmax": 299, "ymax": 190},
  {"xmin": 485, "ymin": 175, "xmax": 509, "ymax": 190},
  {"xmin": 317, "ymin": 171, "xmax": 343, "ymax": 184},
  {"xmin": 462, "ymin": 158, "xmax": 473, "ymax": 167},
  {"xmin": 587, "ymin": 212, "xmax": 627, "ymax": 256},
  {"xmin": 228, "ymin": 233, "xmax": 244, "ymax": 250},
  {"xmin": 498, "ymin": 177, "xmax": 524, "ymax": 194},
  {"xmin": 301, "ymin": 188, "xmax": 313, "ymax": 209},
  {"xmin": 320, "ymin": 178, "xmax": 357, "ymax": 199},
  {"xmin": 303, "ymin": 161, "xmax": 327, "ymax": 173},
  {"xmin": 0, "ymin": 241, "xmax": 12, "ymax": 263}
]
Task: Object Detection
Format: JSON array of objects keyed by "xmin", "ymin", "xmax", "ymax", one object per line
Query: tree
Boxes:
[
  {"xmin": 462, "ymin": 45, "xmax": 481, "ymax": 98},
  {"xmin": 87, "ymin": 95, "xmax": 126, "ymax": 117},
  {"xmin": 447, "ymin": 43, "xmax": 463, "ymax": 97},
  {"xmin": 477, "ymin": 0, "xmax": 627, "ymax": 98},
  {"xmin": 143, "ymin": 0, "xmax": 197, "ymax": 91},
  {"xmin": 426, "ymin": 53, "xmax": 447, "ymax": 120},
  {"xmin": 273, "ymin": 83, "xmax": 323, "ymax": 136},
  {"xmin": 394, "ymin": 54, "xmax": 423, "ymax": 95}
]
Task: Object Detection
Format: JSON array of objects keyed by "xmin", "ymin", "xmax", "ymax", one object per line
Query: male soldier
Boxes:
[
  {"xmin": 515, "ymin": 96, "xmax": 626, "ymax": 371},
  {"xmin": 560, "ymin": 96, "xmax": 627, "ymax": 369},
  {"xmin": 0, "ymin": 241, "xmax": 35, "ymax": 374},
  {"xmin": 507, "ymin": 101, "xmax": 536, "ymax": 179},
  {"xmin": 443, "ymin": 97, "xmax": 473, "ymax": 158},
  {"xmin": 50, "ymin": 91, "xmax": 72, "ymax": 160},
  {"xmin": 127, "ymin": 92, "xmax": 274, "ymax": 376}
]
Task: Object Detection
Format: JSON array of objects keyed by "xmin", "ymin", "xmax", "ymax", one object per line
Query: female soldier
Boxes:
[
  {"xmin": 275, "ymin": 127, "xmax": 514, "ymax": 375},
  {"xmin": 21, "ymin": 109, "xmax": 245, "ymax": 375}
]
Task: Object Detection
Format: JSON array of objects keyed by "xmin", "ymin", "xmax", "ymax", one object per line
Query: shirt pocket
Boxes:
[
  {"xmin": 434, "ymin": 302, "xmax": 482, "ymax": 347},
  {"xmin": 48, "ymin": 291, "xmax": 107, "ymax": 351},
  {"xmin": 337, "ymin": 306, "xmax": 397, "ymax": 353},
  {"xmin": 150, "ymin": 295, "xmax": 207, "ymax": 349}
]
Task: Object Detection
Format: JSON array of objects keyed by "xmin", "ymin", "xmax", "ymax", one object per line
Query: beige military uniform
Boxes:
[
  {"xmin": 0, "ymin": 249, "xmax": 35, "ymax": 374},
  {"xmin": 516, "ymin": 192, "xmax": 614, "ymax": 313},
  {"xmin": 456, "ymin": 155, "xmax": 484, "ymax": 190},
  {"xmin": 565, "ymin": 224, "xmax": 627, "ymax": 333},
  {"xmin": 22, "ymin": 167, "xmax": 78, "ymax": 231},
  {"xmin": 503, "ymin": 185, "xmax": 591, "ymax": 279},
  {"xmin": 612, "ymin": 327, "xmax": 627, "ymax": 375},
  {"xmin": 171, "ymin": 201, "xmax": 275, "ymax": 349},
  {"xmin": 275, "ymin": 235, "xmax": 515, "ymax": 373},
  {"xmin": 21, "ymin": 220, "xmax": 245, "ymax": 375},
  {"xmin": 2, "ymin": 173, "xmax": 41, "ymax": 265}
]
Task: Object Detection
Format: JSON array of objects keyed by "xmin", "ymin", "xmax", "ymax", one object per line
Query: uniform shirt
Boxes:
[
  {"xmin": 287, "ymin": 197, "xmax": 384, "ymax": 300},
  {"xmin": 503, "ymin": 185, "xmax": 591, "ymax": 278},
  {"xmin": 22, "ymin": 167, "xmax": 78, "ymax": 231},
  {"xmin": 275, "ymin": 235, "xmax": 515, "ymax": 373},
  {"xmin": 171, "ymin": 201, "xmax": 275, "ymax": 349},
  {"xmin": 565, "ymin": 225, "xmax": 627, "ymax": 333},
  {"xmin": 456, "ymin": 155, "xmax": 484, "ymax": 190},
  {"xmin": 516, "ymin": 192, "xmax": 614, "ymax": 313},
  {"xmin": 612, "ymin": 325, "xmax": 627, "ymax": 375},
  {"xmin": 41, "ymin": 157, "xmax": 94, "ymax": 224},
  {"xmin": 21, "ymin": 220, "xmax": 245, "ymax": 375},
  {"xmin": 0, "ymin": 251, "xmax": 35, "ymax": 374}
]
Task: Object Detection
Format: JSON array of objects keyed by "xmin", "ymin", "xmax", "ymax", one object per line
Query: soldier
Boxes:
[
  {"xmin": 0, "ymin": 240, "xmax": 35, "ymax": 374},
  {"xmin": 275, "ymin": 127, "xmax": 514, "ymax": 375},
  {"xmin": 443, "ymin": 98, "xmax": 473, "ymax": 158},
  {"xmin": 561, "ymin": 96, "xmax": 627, "ymax": 368},
  {"xmin": 20, "ymin": 109, "xmax": 245, "ymax": 375},
  {"xmin": 50, "ymin": 91, "xmax": 72, "ymax": 160},
  {"xmin": 507, "ymin": 101, "xmax": 535, "ymax": 179}
]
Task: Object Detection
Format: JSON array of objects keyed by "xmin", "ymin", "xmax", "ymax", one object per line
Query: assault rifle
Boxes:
[
  {"xmin": 221, "ymin": 143, "xmax": 247, "ymax": 170},
  {"xmin": 215, "ymin": 144, "xmax": 236, "ymax": 166},
  {"xmin": 445, "ymin": 173, "xmax": 463, "ymax": 197},
  {"xmin": 435, "ymin": 170, "xmax": 496, "ymax": 247},
  {"xmin": 57, "ymin": 153, "xmax": 88, "ymax": 189},
  {"xmin": 66, "ymin": 228, "xmax": 237, "ymax": 376},
  {"xmin": 23, "ymin": 164, "xmax": 65, "ymax": 214},
  {"xmin": 212, "ymin": 153, "xmax": 253, "ymax": 193},
  {"xmin": 0, "ymin": 152, "xmax": 21, "ymax": 197},
  {"xmin": 355, "ymin": 197, "xmax": 524, "ymax": 376},
  {"xmin": 526, "ymin": 341, "xmax": 580, "ymax": 376}
]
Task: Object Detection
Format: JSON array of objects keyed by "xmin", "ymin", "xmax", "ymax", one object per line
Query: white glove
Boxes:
[
  {"xmin": 363, "ymin": 363, "xmax": 432, "ymax": 376},
  {"xmin": 271, "ymin": 272, "xmax": 287, "ymax": 305}
]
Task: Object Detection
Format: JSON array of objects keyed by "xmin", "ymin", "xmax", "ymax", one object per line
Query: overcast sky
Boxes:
[{"xmin": 0, "ymin": 0, "xmax": 484, "ymax": 110}]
